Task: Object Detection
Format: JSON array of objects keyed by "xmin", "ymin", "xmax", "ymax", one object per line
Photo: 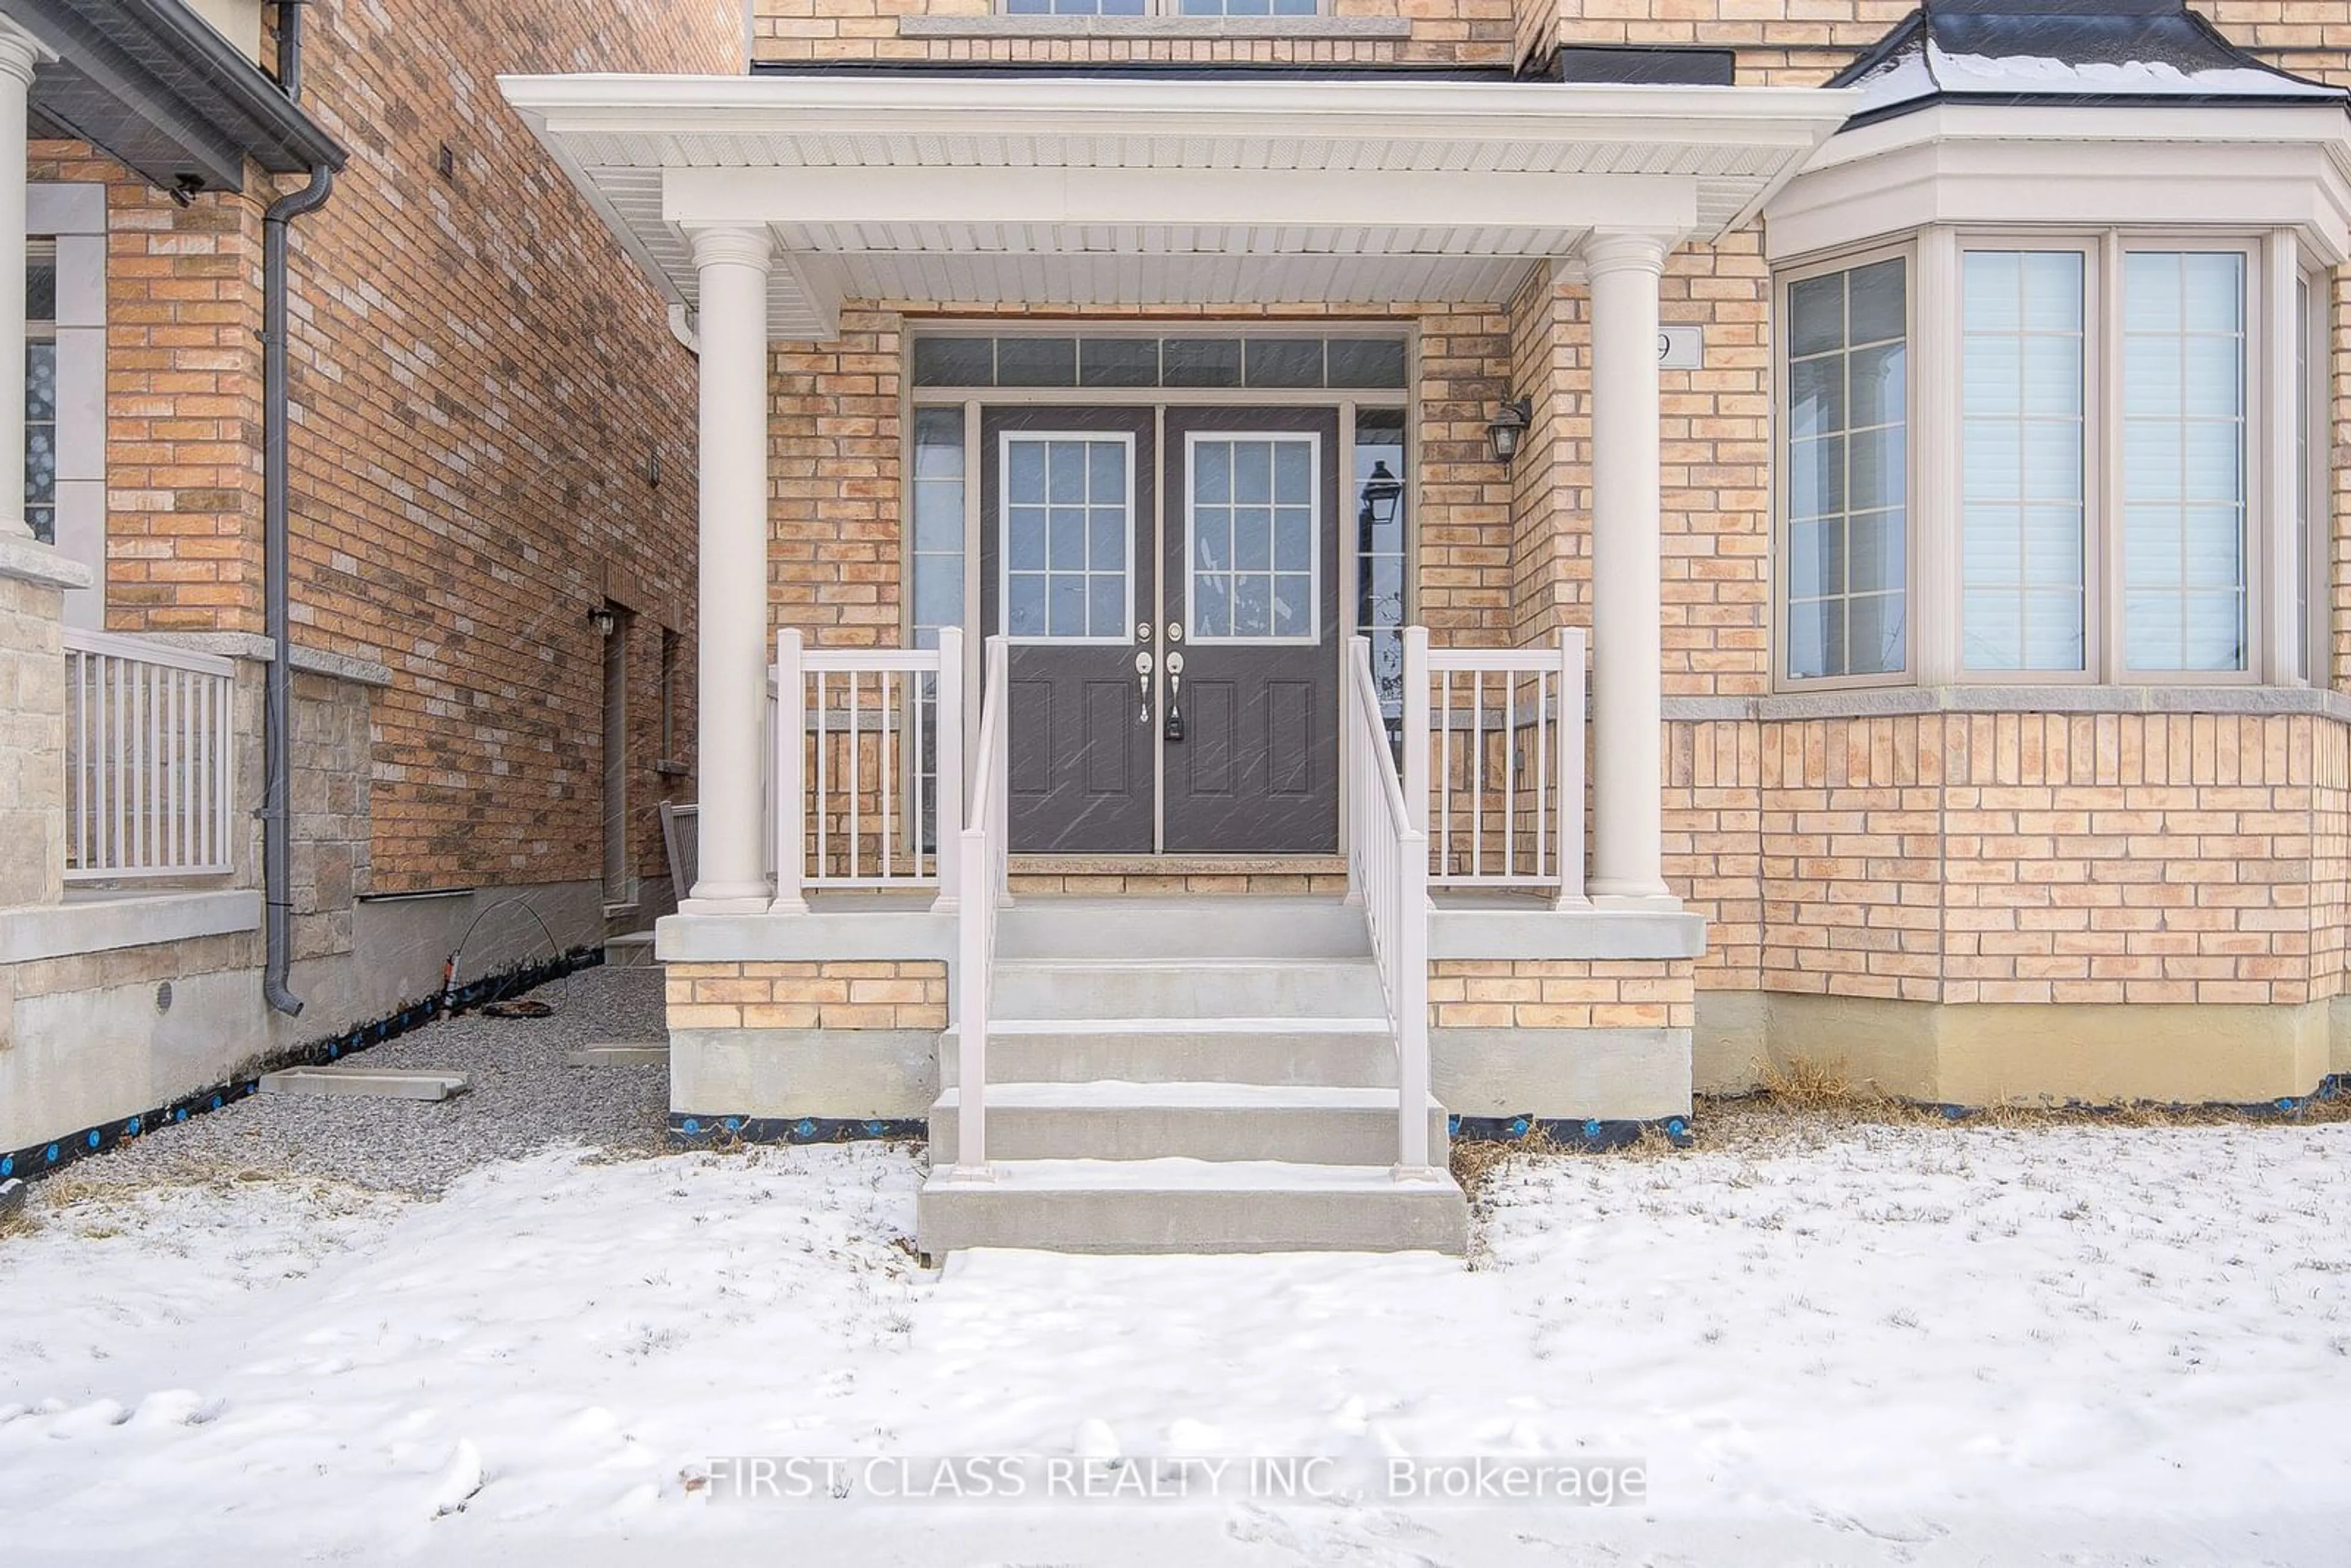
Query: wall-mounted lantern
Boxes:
[{"xmin": 1485, "ymin": 398, "xmax": 1532, "ymax": 465}]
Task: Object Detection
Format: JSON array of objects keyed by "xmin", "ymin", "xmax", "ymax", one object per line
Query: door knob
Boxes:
[
  {"xmin": 1134, "ymin": 648, "xmax": 1154, "ymax": 724},
  {"xmin": 1163, "ymin": 651, "xmax": 1185, "ymax": 743}
]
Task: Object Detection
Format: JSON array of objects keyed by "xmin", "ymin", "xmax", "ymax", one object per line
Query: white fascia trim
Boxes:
[
  {"xmin": 1767, "ymin": 102, "xmax": 2351, "ymax": 264},
  {"xmin": 664, "ymin": 165, "xmax": 1700, "ymax": 237},
  {"xmin": 500, "ymin": 72, "xmax": 1856, "ymax": 151}
]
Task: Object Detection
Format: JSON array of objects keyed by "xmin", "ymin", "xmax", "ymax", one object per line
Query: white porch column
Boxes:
[
  {"xmin": 1584, "ymin": 232, "xmax": 1674, "ymax": 904},
  {"xmin": 0, "ymin": 21, "xmax": 50, "ymax": 542},
  {"xmin": 681, "ymin": 223, "xmax": 776, "ymax": 913}
]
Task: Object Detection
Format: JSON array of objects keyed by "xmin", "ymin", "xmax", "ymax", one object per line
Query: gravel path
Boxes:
[{"xmin": 58, "ymin": 964, "xmax": 672, "ymax": 1196}]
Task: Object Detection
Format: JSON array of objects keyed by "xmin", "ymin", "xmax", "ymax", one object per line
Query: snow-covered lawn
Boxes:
[{"xmin": 4, "ymin": 1117, "xmax": 2347, "ymax": 1565}]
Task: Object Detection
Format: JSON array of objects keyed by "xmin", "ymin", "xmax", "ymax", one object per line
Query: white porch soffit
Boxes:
[{"xmin": 498, "ymin": 73, "xmax": 1858, "ymax": 339}]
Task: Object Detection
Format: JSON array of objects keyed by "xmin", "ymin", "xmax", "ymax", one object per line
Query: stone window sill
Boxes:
[
  {"xmin": 1663, "ymin": 685, "xmax": 2351, "ymax": 726},
  {"xmin": 898, "ymin": 16, "xmax": 1412, "ymax": 40}
]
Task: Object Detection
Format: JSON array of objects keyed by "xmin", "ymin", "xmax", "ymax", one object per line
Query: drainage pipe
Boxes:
[{"xmin": 262, "ymin": 0, "xmax": 332, "ymax": 1016}]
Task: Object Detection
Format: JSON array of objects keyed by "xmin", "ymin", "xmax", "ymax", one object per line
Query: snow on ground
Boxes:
[{"xmin": 3, "ymin": 1115, "xmax": 2348, "ymax": 1565}]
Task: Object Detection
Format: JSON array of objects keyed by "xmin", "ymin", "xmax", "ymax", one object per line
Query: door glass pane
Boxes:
[
  {"xmin": 1783, "ymin": 256, "xmax": 1908, "ymax": 680},
  {"xmin": 24, "ymin": 242, "xmax": 54, "ymax": 547},
  {"xmin": 1001, "ymin": 435, "xmax": 1130, "ymax": 641},
  {"xmin": 2121, "ymin": 251, "xmax": 2247, "ymax": 672},
  {"xmin": 1354, "ymin": 411, "xmax": 1408, "ymax": 739},
  {"xmin": 1961, "ymin": 250, "xmax": 2085, "ymax": 672},
  {"xmin": 1192, "ymin": 435, "xmax": 1318, "ymax": 642}
]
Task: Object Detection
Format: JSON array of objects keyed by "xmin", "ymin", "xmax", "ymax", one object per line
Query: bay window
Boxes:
[
  {"xmin": 1961, "ymin": 247, "xmax": 2087, "ymax": 673},
  {"xmin": 1779, "ymin": 231, "xmax": 2319, "ymax": 689},
  {"xmin": 1782, "ymin": 252, "xmax": 1909, "ymax": 682}
]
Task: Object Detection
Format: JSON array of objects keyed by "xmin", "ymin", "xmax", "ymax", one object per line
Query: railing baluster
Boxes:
[
  {"xmin": 1502, "ymin": 667, "xmax": 1516, "ymax": 880},
  {"xmin": 1535, "ymin": 664, "xmax": 1550, "ymax": 883},
  {"xmin": 1470, "ymin": 669, "xmax": 1483, "ymax": 879},
  {"xmin": 1438, "ymin": 667, "xmax": 1452, "ymax": 880},
  {"xmin": 51, "ymin": 633, "xmax": 234, "ymax": 880},
  {"xmin": 879, "ymin": 668, "xmax": 894, "ymax": 882}
]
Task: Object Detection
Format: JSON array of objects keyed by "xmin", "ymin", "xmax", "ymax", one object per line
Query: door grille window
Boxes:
[
  {"xmin": 1001, "ymin": 434, "xmax": 1132, "ymax": 640},
  {"xmin": 1190, "ymin": 434, "xmax": 1318, "ymax": 642}
]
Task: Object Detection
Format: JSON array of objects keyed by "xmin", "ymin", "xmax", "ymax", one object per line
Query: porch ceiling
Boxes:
[{"xmin": 500, "ymin": 73, "xmax": 1857, "ymax": 339}]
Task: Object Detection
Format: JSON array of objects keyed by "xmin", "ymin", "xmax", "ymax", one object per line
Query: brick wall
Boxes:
[
  {"xmin": 1430, "ymin": 957, "xmax": 1695, "ymax": 1032},
  {"xmin": 23, "ymin": 147, "xmax": 266, "ymax": 632},
  {"xmin": 751, "ymin": 0, "xmax": 1517, "ymax": 67},
  {"xmin": 667, "ymin": 960, "xmax": 949, "ymax": 1032},
  {"xmin": 34, "ymin": 0, "xmax": 740, "ymax": 896},
  {"xmin": 1668, "ymin": 712, "xmax": 2345, "ymax": 1010}
]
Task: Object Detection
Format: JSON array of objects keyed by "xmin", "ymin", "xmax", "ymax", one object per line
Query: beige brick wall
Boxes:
[
  {"xmin": 751, "ymin": 0, "xmax": 1518, "ymax": 67},
  {"xmin": 24, "ymin": 146, "xmax": 265, "ymax": 631},
  {"xmin": 1430, "ymin": 957, "xmax": 1695, "ymax": 1031},
  {"xmin": 34, "ymin": 0, "xmax": 738, "ymax": 896},
  {"xmin": 1671, "ymin": 713, "xmax": 2345, "ymax": 1010},
  {"xmin": 667, "ymin": 961, "xmax": 949, "ymax": 1031}
]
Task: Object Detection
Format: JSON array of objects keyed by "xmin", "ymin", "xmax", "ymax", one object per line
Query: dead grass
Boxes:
[
  {"xmin": 1690, "ymin": 1052, "xmax": 2351, "ymax": 1149},
  {"xmin": 1449, "ymin": 1127, "xmax": 1559, "ymax": 1208}
]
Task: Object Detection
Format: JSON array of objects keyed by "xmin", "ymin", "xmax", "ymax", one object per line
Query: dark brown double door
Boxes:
[{"xmin": 979, "ymin": 405, "xmax": 1340, "ymax": 855}]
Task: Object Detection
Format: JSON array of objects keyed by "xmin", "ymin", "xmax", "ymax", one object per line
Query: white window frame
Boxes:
[
  {"xmin": 1772, "ymin": 239, "xmax": 1918, "ymax": 692},
  {"xmin": 2298, "ymin": 269, "xmax": 2331, "ymax": 685},
  {"xmin": 2105, "ymin": 234, "xmax": 2263, "ymax": 685},
  {"xmin": 1773, "ymin": 227, "xmax": 2325, "ymax": 691},
  {"xmin": 996, "ymin": 429, "xmax": 1139, "ymax": 647},
  {"xmin": 1183, "ymin": 429, "xmax": 1322, "ymax": 648},
  {"xmin": 1953, "ymin": 234, "xmax": 2102, "ymax": 686}
]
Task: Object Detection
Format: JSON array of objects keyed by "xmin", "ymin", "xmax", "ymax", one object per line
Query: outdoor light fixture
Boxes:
[
  {"xmin": 1356, "ymin": 460, "xmax": 1403, "ymax": 539},
  {"xmin": 587, "ymin": 606, "xmax": 619, "ymax": 639},
  {"xmin": 1486, "ymin": 398, "xmax": 1532, "ymax": 465}
]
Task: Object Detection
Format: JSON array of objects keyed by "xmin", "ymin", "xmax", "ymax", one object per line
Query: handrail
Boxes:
[
  {"xmin": 947, "ymin": 634, "xmax": 1010, "ymax": 1179},
  {"xmin": 1346, "ymin": 634, "xmax": 1436, "ymax": 1180},
  {"xmin": 773, "ymin": 628, "xmax": 961, "ymax": 906},
  {"xmin": 62, "ymin": 630, "xmax": 237, "ymax": 881},
  {"xmin": 1411, "ymin": 627, "xmax": 1588, "ymax": 907}
]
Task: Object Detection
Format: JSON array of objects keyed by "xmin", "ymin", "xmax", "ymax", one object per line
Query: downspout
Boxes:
[{"xmin": 262, "ymin": 0, "xmax": 331, "ymax": 1016}]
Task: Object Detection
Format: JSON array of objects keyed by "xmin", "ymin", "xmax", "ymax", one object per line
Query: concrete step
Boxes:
[
  {"xmin": 929, "ymin": 1082, "xmax": 1449, "ymax": 1165},
  {"xmin": 991, "ymin": 958, "xmax": 1385, "ymax": 1021},
  {"xmin": 994, "ymin": 898, "xmax": 1371, "ymax": 962},
  {"xmin": 565, "ymin": 1041, "xmax": 669, "ymax": 1068},
  {"xmin": 915, "ymin": 1158, "xmax": 1469, "ymax": 1258},
  {"xmin": 604, "ymin": 931, "xmax": 659, "ymax": 967},
  {"xmin": 258, "ymin": 1067, "xmax": 470, "ymax": 1101},
  {"xmin": 941, "ymin": 1017, "xmax": 1397, "ymax": 1088}
]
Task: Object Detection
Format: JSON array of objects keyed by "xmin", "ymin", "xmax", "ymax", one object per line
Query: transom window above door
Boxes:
[{"xmin": 913, "ymin": 332, "xmax": 1404, "ymax": 391}]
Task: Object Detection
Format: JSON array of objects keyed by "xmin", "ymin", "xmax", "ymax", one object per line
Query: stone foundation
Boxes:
[
  {"xmin": 666, "ymin": 957, "xmax": 948, "ymax": 1120},
  {"xmin": 1430, "ymin": 955, "xmax": 1696, "ymax": 1120},
  {"xmin": 1698, "ymin": 988, "xmax": 2343, "ymax": 1108}
]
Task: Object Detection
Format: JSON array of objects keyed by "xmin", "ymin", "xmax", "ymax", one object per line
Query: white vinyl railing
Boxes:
[
  {"xmin": 1346, "ymin": 634, "xmax": 1436, "ymax": 1178},
  {"xmin": 774, "ymin": 627, "xmax": 964, "ymax": 908},
  {"xmin": 64, "ymin": 629, "xmax": 236, "ymax": 882},
  {"xmin": 1408, "ymin": 626, "xmax": 1588, "ymax": 906},
  {"xmin": 947, "ymin": 634, "xmax": 1010, "ymax": 1178}
]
